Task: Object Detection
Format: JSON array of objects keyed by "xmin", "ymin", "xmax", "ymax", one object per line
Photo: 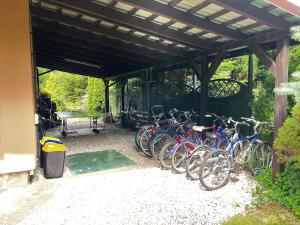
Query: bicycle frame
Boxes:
[{"xmin": 228, "ymin": 133, "xmax": 260, "ymax": 164}]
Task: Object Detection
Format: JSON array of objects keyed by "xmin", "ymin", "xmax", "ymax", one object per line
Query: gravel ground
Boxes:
[
  {"xmin": 1, "ymin": 121, "xmax": 257, "ymax": 225},
  {"xmin": 17, "ymin": 168, "xmax": 255, "ymax": 225}
]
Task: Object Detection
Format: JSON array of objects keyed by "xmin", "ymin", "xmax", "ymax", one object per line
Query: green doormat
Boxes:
[{"xmin": 66, "ymin": 150, "xmax": 136, "ymax": 175}]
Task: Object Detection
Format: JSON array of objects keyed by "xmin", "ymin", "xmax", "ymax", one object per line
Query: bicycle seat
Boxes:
[{"xmin": 192, "ymin": 126, "xmax": 210, "ymax": 132}]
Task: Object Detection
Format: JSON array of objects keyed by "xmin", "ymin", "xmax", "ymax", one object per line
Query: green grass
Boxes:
[{"xmin": 222, "ymin": 205, "xmax": 300, "ymax": 225}]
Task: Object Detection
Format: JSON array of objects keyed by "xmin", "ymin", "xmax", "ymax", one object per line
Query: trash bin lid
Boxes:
[
  {"xmin": 42, "ymin": 143, "xmax": 67, "ymax": 152},
  {"xmin": 40, "ymin": 136, "xmax": 62, "ymax": 145}
]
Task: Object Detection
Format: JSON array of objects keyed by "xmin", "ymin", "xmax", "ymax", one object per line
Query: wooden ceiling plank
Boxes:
[
  {"xmin": 31, "ymin": 6, "xmax": 186, "ymax": 56},
  {"xmin": 211, "ymin": 0, "xmax": 291, "ymax": 29},
  {"xmin": 121, "ymin": 0, "xmax": 247, "ymax": 40},
  {"xmin": 39, "ymin": 0, "xmax": 213, "ymax": 49}
]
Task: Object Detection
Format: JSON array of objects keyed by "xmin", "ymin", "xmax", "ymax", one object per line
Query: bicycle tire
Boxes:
[
  {"xmin": 159, "ymin": 139, "xmax": 176, "ymax": 169},
  {"xmin": 150, "ymin": 133, "xmax": 171, "ymax": 161},
  {"xmin": 185, "ymin": 145, "xmax": 211, "ymax": 180},
  {"xmin": 139, "ymin": 129, "xmax": 153, "ymax": 157},
  {"xmin": 248, "ymin": 141, "xmax": 273, "ymax": 176},
  {"xmin": 135, "ymin": 126, "xmax": 149, "ymax": 150},
  {"xmin": 199, "ymin": 150, "xmax": 232, "ymax": 191},
  {"xmin": 171, "ymin": 141, "xmax": 196, "ymax": 174}
]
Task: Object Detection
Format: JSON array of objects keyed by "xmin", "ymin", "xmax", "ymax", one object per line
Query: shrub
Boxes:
[
  {"xmin": 254, "ymin": 164, "xmax": 300, "ymax": 218},
  {"xmin": 274, "ymin": 105, "xmax": 300, "ymax": 168}
]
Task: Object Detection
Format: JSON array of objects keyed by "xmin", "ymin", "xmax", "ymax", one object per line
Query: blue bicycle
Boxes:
[{"xmin": 198, "ymin": 117, "xmax": 273, "ymax": 191}]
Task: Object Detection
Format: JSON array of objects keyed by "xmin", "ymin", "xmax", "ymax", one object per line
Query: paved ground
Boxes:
[{"xmin": 0, "ymin": 121, "xmax": 256, "ymax": 225}]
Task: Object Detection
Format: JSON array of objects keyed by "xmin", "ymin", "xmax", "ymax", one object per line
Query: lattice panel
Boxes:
[{"xmin": 208, "ymin": 79, "xmax": 243, "ymax": 98}]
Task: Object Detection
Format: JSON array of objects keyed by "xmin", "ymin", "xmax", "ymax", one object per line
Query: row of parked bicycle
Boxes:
[{"xmin": 134, "ymin": 109, "xmax": 273, "ymax": 191}]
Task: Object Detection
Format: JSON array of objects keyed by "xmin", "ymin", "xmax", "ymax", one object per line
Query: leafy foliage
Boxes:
[
  {"xmin": 213, "ymin": 55, "xmax": 248, "ymax": 81},
  {"xmin": 254, "ymin": 164, "xmax": 300, "ymax": 218},
  {"xmin": 274, "ymin": 105, "xmax": 300, "ymax": 168},
  {"xmin": 252, "ymin": 66, "xmax": 275, "ymax": 122},
  {"xmin": 39, "ymin": 70, "xmax": 107, "ymax": 112},
  {"xmin": 87, "ymin": 77, "xmax": 104, "ymax": 112}
]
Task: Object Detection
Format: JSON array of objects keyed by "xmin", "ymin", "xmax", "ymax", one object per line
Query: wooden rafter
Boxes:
[
  {"xmin": 211, "ymin": 0, "xmax": 291, "ymax": 29},
  {"xmin": 190, "ymin": 0, "xmax": 214, "ymax": 14},
  {"xmin": 207, "ymin": 50, "xmax": 227, "ymax": 78},
  {"xmin": 39, "ymin": 0, "xmax": 213, "ymax": 49},
  {"xmin": 168, "ymin": 0, "xmax": 182, "ymax": 7},
  {"xmin": 121, "ymin": 0, "xmax": 247, "ymax": 40},
  {"xmin": 32, "ymin": 24, "xmax": 173, "ymax": 64},
  {"xmin": 207, "ymin": 9, "xmax": 229, "ymax": 20},
  {"xmin": 239, "ymin": 22, "xmax": 262, "ymax": 32},
  {"xmin": 224, "ymin": 16, "xmax": 245, "ymax": 26},
  {"xmin": 31, "ymin": 6, "xmax": 186, "ymax": 57},
  {"xmin": 248, "ymin": 43, "xmax": 276, "ymax": 75}
]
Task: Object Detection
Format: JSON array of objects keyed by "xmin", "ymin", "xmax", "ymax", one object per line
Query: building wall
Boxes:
[{"xmin": 0, "ymin": 0, "xmax": 37, "ymax": 173}]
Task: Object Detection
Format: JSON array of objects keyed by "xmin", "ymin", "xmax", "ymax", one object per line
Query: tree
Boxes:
[
  {"xmin": 87, "ymin": 77, "xmax": 104, "ymax": 112},
  {"xmin": 43, "ymin": 74, "xmax": 64, "ymax": 110}
]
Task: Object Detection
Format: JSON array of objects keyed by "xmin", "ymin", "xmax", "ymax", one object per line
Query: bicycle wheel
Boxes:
[
  {"xmin": 185, "ymin": 145, "xmax": 211, "ymax": 180},
  {"xmin": 135, "ymin": 127, "xmax": 146, "ymax": 150},
  {"xmin": 171, "ymin": 141, "xmax": 196, "ymax": 174},
  {"xmin": 159, "ymin": 139, "xmax": 176, "ymax": 170},
  {"xmin": 199, "ymin": 150, "xmax": 232, "ymax": 191},
  {"xmin": 139, "ymin": 129, "xmax": 153, "ymax": 157},
  {"xmin": 150, "ymin": 133, "xmax": 171, "ymax": 161},
  {"xmin": 248, "ymin": 141, "xmax": 273, "ymax": 176}
]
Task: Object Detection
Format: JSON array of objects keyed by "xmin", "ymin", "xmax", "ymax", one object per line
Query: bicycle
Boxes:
[{"xmin": 198, "ymin": 117, "xmax": 272, "ymax": 191}]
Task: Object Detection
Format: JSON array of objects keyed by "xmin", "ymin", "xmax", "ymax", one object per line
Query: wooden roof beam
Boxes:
[
  {"xmin": 32, "ymin": 23, "xmax": 171, "ymax": 64},
  {"xmin": 248, "ymin": 43, "xmax": 276, "ymax": 75},
  {"xmin": 35, "ymin": 45, "xmax": 142, "ymax": 71},
  {"xmin": 189, "ymin": 0, "xmax": 214, "ymax": 14},
  {"xmin": 39, "ymin": 0, "xmax": 213, "ymax": 49},
  {"xmin": 207, "ymin": 50, "xmax": 227, "ymax": 78},
  {"xmin": 121, "ymin": 0, "xmax": 247, "ymax": 40},
  {"xmin": 207, "ymin": 9, "xmax": 229, "ymax": 20},
  {"xmin": 211, "ymin": 0, "xmax": 291, "ymax": 29},
  {"xmin": 169, "ymin": 0, "xmax": 182, "ymax": 7},
  {"xmin": 31, "ymin": 6, "xmax": 186, "ymax": 57}
]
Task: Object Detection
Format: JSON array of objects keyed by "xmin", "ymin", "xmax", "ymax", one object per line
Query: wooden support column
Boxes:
[
  {"xmin": 120, "ymin": 78, "xmax": 126, "ymax": 128},
  {"xmin": 248, "ymin": 38, "xmax": 289, "ymax": 179},
  {"xmin": 104, "ymin": 80, "xmax": 110, "ymax": 113},
  {"xmin": 273, "ymin": 38, "xmax": 289, "ymax": 179},
  {"xmin": 248, "ymin": 54, "xmax": 254, "ymax": 113},
  {"xmin": 190, "ymin": 51, "xmax": 225, "ymax": 125},
  {"xmin": 200, "ymin": 57, "xmax": 209, "ymax": 125}
]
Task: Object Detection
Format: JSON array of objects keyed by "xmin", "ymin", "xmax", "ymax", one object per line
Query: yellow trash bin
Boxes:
[
  {"xmin": 42, "ymin": 142, "xmax": 67, "ymax": 179},
  {"xmin": 40, "ymin": 136, "xmax": 63, "ymax": 168}
]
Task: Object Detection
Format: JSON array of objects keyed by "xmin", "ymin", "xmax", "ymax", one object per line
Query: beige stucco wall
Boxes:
[{"xmin": 0, "ymin": 0, "xmax": 37, "ymax": 173}]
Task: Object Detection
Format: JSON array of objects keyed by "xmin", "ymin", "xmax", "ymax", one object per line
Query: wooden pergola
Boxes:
[{"xmin": 30, "ymin": 0, "xmax": 300, "ymax": 176}]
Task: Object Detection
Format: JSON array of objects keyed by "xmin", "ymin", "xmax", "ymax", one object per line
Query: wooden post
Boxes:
[
  {"xmin": 200, "ymin": 57, "xmax": 209, "ymax": 125},
  {"xmin": 121, "ymin": 83, "xmax": 125, "ymax": 112},
  {"xmin": 146, "ymin": 69, "xmax": 151, "ymax": 114},
  {"xmin": 248, "ymin": 54, "xmax": 253, "ymax": 113},
  {"xmin": 120, "ymin": 78, "xmax": 126, "ymax": 128},
  {"xmin": 104, "ymin": 80, "xmax": 110, "ymax": 113},
  {"xmin": 272, "ymin": 38, "xmax": 289, "ymax": 180}
]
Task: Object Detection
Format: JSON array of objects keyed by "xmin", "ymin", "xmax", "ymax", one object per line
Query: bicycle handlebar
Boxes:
[
  {"xmin": 241, "ymin": 117, "xmax": 272, "ymax": 133},
  {"xmin": 228, "ymin": 117, "xmax": 250, "ymax": 128}
]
